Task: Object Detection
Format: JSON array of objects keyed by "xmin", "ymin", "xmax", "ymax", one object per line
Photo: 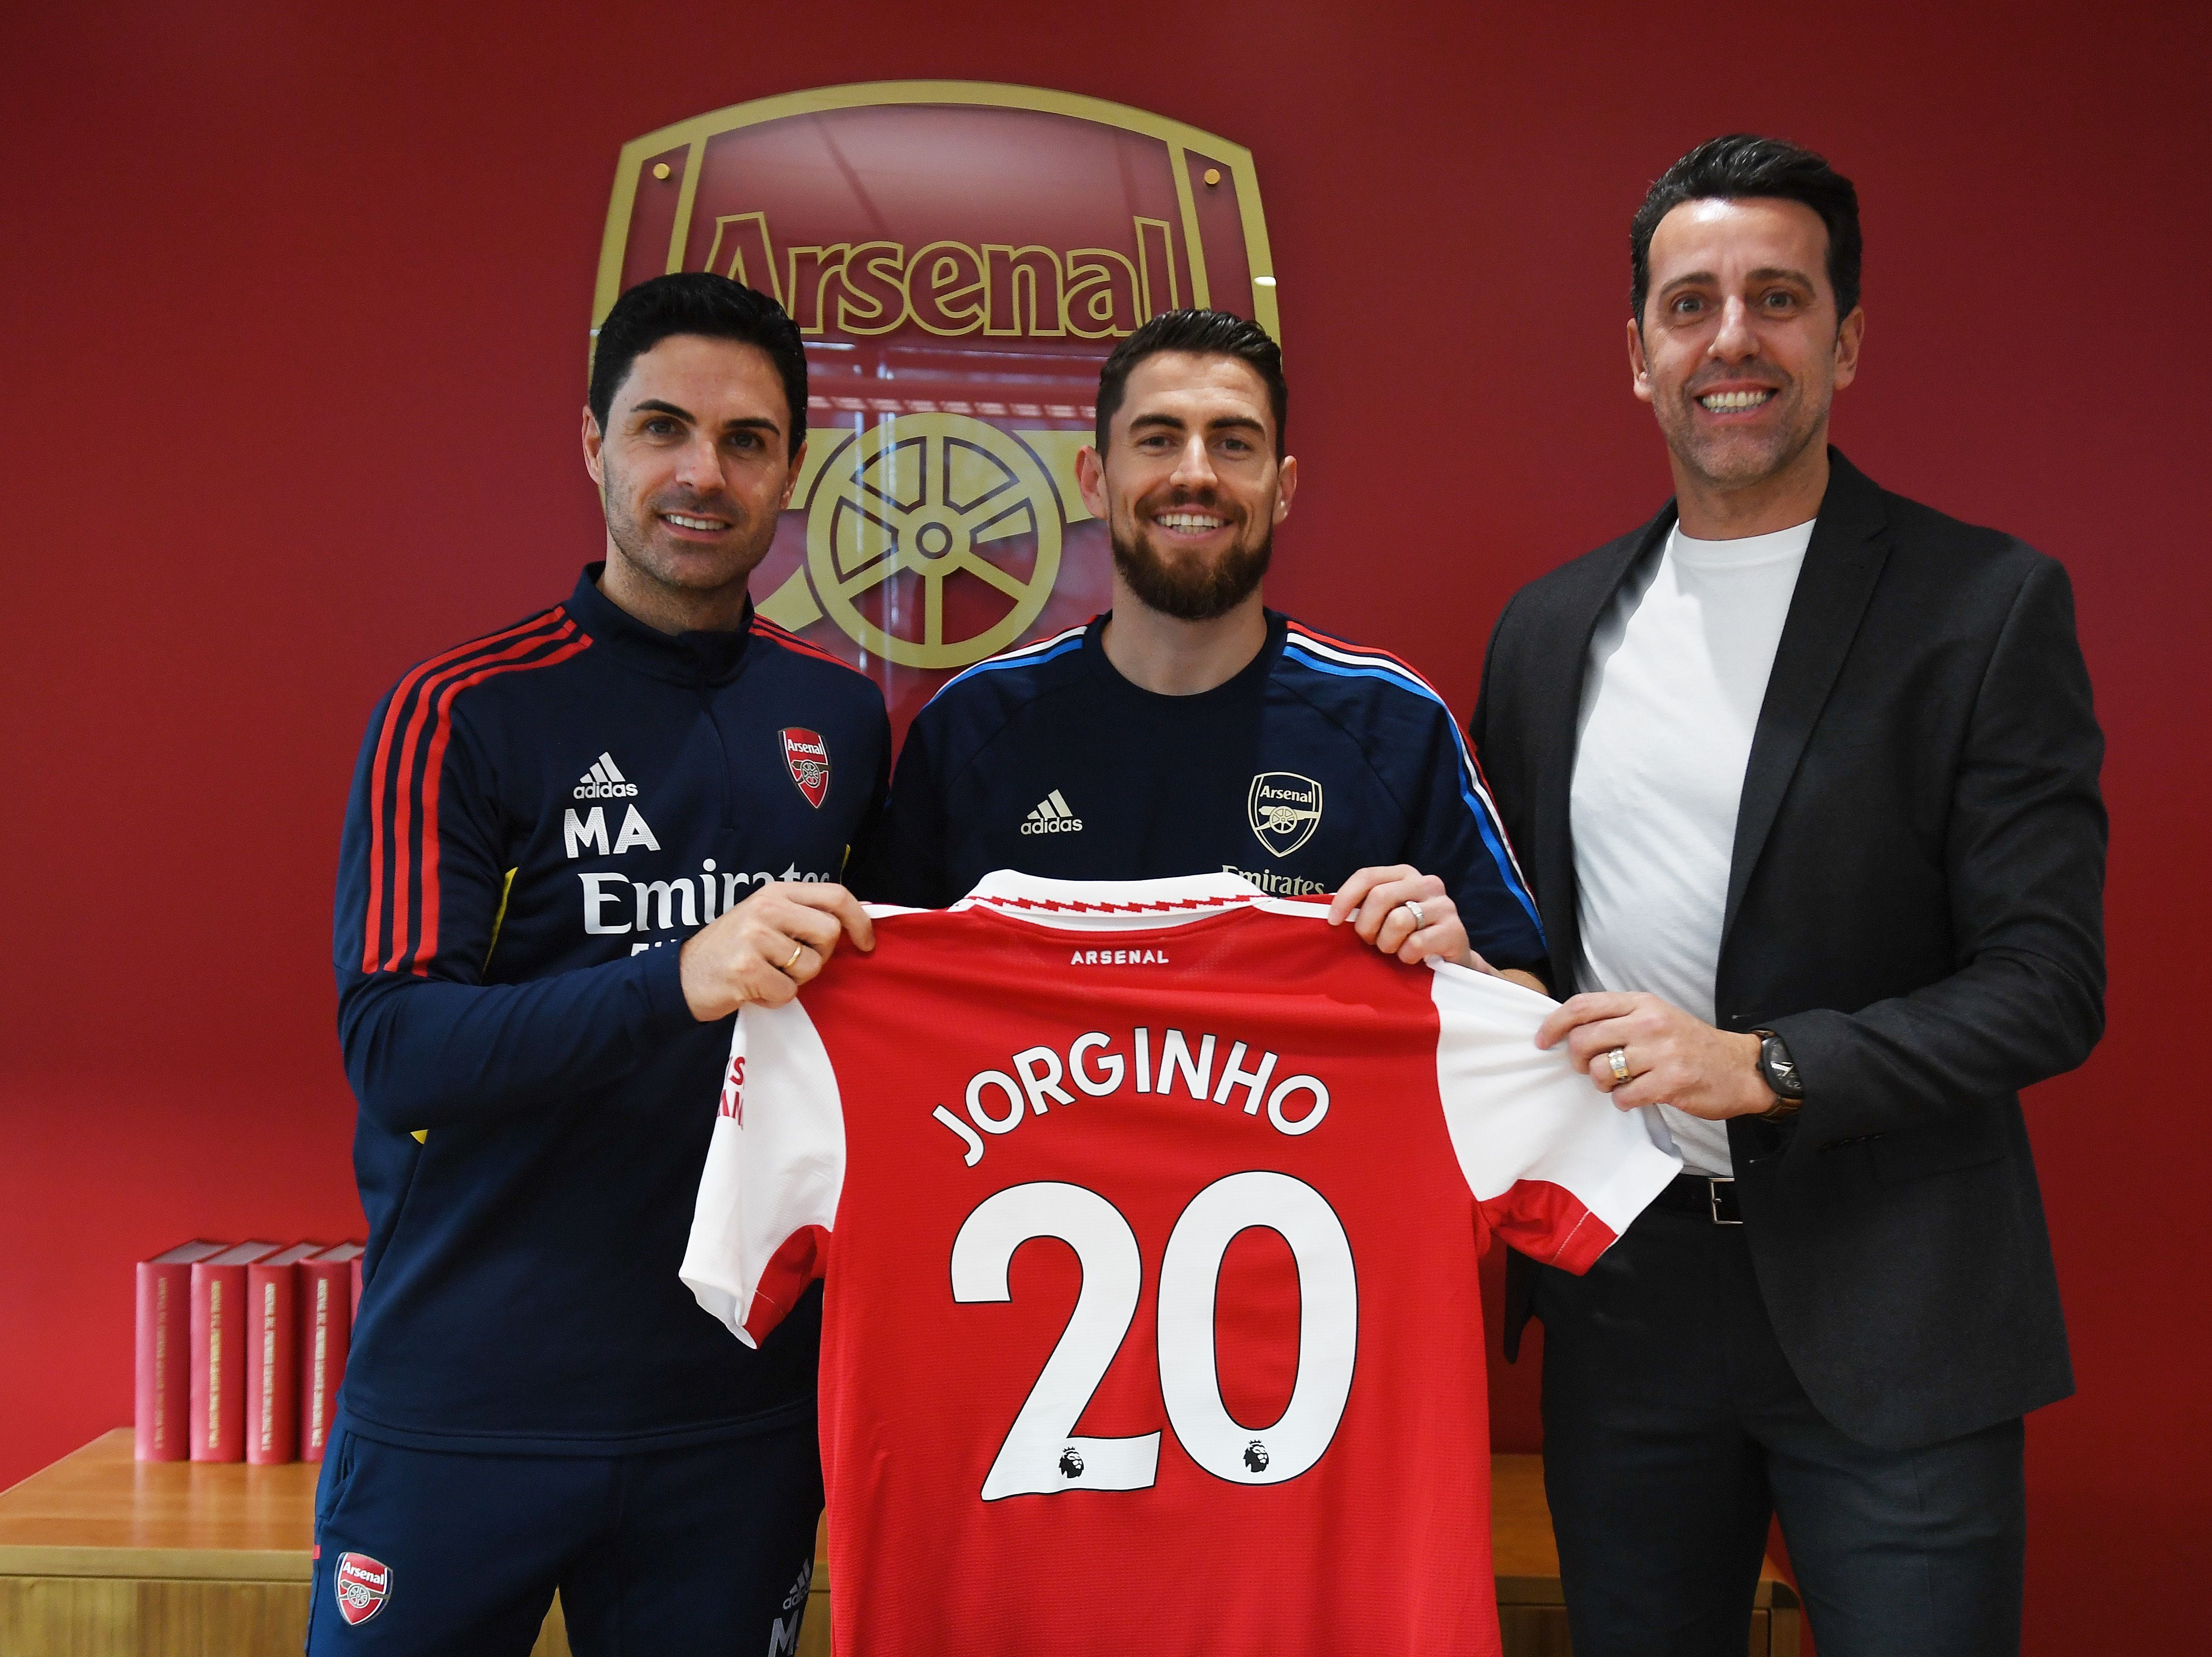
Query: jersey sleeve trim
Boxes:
[
  {"xmin": 1280, "ymin": 623, "xmax": 1540, "ymax": 934},
  {"xmin": 682, "ymin": 1000, "xmax": 848, "ymax": 1349},
  {"xmin": 1426, "ymin": 962, "xmax": 1678, "ymax": 1272},
  {"xmin": 358, "ymin": 608, "xmax": 591, "ymax": 976}
]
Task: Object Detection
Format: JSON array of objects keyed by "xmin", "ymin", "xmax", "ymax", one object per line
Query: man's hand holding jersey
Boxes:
[
  {"xmin": 1535, "ymin": 990, "xmax": 1776, "ymax": 1119},
  {"xmin": 680, "ymin": 881, "xmax": 875, "ymax": 1020},
  {"xmin": 1327, "ymin": 865, "xmax": 1546, "ymax": 992}
]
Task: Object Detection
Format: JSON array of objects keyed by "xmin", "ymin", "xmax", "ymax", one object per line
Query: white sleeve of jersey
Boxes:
[
  {"xmin": 680, "ymin": 999, "xmax": 848, "ymax": 1349},
  {"xmin": 1428, "ymin": 963, "xmax": 1680, "ymax": 1272}
]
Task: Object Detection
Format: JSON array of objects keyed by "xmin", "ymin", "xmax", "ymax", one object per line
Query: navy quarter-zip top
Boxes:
[{"xmin": 333, "ymin": 565, "xmax": 889, "ymax": 1454}]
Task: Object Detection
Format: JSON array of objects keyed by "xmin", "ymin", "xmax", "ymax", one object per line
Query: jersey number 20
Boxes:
[{"xmin": 950, "ymin": 1172, "xmax": 1357, "ymax": 1500}]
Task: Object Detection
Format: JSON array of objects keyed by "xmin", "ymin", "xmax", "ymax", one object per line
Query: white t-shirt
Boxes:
[{"xmin": 1569, "ymin": 519, "xmax": 1813, "ymax": 1175}]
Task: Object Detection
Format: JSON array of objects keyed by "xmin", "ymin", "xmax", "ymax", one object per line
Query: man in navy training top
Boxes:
[
  {"xmin": 856, "ymin": 308, "xmax": 1546, "ymax": 986},
  {"xmin": 322, "ymin": 273, "xmax": 883, "ymax": 1655}
]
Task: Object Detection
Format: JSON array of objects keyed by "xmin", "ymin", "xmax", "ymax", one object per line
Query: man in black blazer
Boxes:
[{"xmin": 1471, "ymin": 136, "xmax": 2104, "ymax": 1656}]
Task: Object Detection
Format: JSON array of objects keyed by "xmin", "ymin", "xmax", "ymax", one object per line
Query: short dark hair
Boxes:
[
  {"xmin": 1094, "ymin": 309, "xmax": 1288, "ymax": 458},
  {"xmin": 587, "ymin": 272, "xmax": 809, "ymax": 457},
  {"xmin": 1630, "ymin": 135, "xmax": 1862, "ymax": 328}
]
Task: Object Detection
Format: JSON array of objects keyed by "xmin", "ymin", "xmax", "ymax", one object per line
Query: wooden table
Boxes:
[{"xmin": 0, "ymin": 1432, "xmax": 1796, "ymax": 1654}]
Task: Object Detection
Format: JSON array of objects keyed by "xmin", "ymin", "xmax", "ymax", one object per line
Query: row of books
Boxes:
[{"xmin": 134, "ymin": 1240, "xmax": 364, "ymax": 1463}]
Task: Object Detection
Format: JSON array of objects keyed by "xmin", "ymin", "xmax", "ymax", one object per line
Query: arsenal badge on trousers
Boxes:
[{"xmin": 333, "ymin": 1550, "xmax": 392, "ymax": 1625}]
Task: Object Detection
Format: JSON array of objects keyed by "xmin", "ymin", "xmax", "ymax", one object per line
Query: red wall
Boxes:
[{"xmin": 5, "ymin": 3, "xmax": 2205, "ymax": 1645}]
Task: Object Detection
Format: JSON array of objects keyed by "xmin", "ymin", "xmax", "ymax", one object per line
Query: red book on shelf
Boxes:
[
  {"xmin": 189, "ymin": 1242, "xmax": 280, "ymax": 1462},
  {"xmin": 246, "ymin": 1244, "xmax": 319, "ymax": 1464},
  {"xmin": 300, "ymin": 1242, "xmax": 364, "ymax": 1463},
  {"xmin": 135, "ymin": 1241, "xmax": 227, "ymax": 1461}
]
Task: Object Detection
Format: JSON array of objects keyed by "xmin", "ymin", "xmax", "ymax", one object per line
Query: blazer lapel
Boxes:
[
  {"xmin": 1721, "ymin": 450, "xmax": 1892, "ymax": 943},
  {"xmin": 1533, "ymin": 506, "xmax": 1672, "ymax": 987}
]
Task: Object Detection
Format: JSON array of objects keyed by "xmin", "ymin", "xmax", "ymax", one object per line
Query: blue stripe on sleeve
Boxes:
[
  {"xmin": 1279, "ymin": 643, "xmax": 1542, "ymax": 935},
  {"xmin": 928, "ymin": 631, "xmax": 1089, "ymax": 700}
]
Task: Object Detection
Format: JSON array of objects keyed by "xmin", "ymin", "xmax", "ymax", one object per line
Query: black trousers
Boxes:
[{"xmin": 1532, "ymin": 1203, "xmax": 2026, "ymax": 1657}]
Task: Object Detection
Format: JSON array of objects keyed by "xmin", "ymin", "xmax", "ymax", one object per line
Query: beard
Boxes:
[{"xmin": 1110, "ymin": 516, "xmax": 1274, "ymax": 622}]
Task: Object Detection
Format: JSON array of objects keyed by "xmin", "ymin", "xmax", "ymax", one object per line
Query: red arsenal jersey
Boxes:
[{"xmin": 683, "ymin": 874, "xmax": 1677, "ymax": 1655}]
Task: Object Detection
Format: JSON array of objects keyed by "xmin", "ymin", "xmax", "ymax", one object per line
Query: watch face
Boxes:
[{"xmin": 1762, "ymin": 1037, "xmax": 1804, "ymax": 1098}]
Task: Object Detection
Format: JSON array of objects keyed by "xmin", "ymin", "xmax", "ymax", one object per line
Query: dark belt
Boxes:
[{"xmin": 1652, "ymin": 1172, "xmax": 1743, "ymax": 1225}]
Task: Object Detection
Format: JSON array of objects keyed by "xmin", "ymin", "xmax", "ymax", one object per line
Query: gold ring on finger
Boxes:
[
  {"xmin": 1607, "ymin": 1047, "xmax": 1631, "ymax": 1085},
  {"xmin": 782, "ymin": 942, "xmax": 806, "ymax": 972}
]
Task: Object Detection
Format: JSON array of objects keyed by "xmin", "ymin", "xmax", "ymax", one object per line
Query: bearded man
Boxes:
[{"xmin": 857, "ymin": 309, "xmax": 1545, "ymax": 986}]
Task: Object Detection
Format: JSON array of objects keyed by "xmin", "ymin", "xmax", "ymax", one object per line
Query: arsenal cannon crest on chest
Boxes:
[
  {"xmin": 780, "ymin": 728, "xmax": 830, "ymax": 808},
  {"xmin": 1248, "ymin": 772, "xmax": 1324, "ymax": 858}
]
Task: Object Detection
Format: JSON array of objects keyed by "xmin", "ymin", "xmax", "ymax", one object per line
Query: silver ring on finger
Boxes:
[
  {"xmin": 1606, "ymin": 1046, "xmax": 1631, "ymax": 1085},
  {"xmin": 1399, "ymin": 899, "xmax": 1425, "ymax": 930}
]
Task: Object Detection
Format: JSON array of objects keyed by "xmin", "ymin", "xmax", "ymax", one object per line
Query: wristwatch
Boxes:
[{"xmin": 1753, "ymin": 1029, "xmax": 1805, "ymax": 1119}]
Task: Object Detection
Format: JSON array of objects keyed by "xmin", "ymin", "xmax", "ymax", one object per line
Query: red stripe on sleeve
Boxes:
[
  {"xmin": 378, "ymin": 615, "xmax": 580, "ymax": 973},
  {"xmin": 1283, "ymin": 621, "xmax": 1443, "ymax": 695},
  {"xmin": 400, "ymin": 629, "xmax": 592, "ymax": 973},
  {"xmin": 360, "ymin": 610, "xmax": 567, "ymax": 973},
  {"xmin": 749, "ymin": 617, "xmax": 869, "ymax": 674}
]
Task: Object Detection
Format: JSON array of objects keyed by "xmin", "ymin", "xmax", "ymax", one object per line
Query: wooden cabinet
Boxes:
[{"xmin": 0, "ymin": 1433, "xmax": 1796, "ymax": 1654}]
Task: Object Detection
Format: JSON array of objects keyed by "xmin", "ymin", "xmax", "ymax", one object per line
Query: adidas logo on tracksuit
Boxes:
[
  {"xmin": 1019, "ymin": 790, "xmax": 1083, "ymax": 835},
  {"xmin": 573, "ymin": 751, "xmax": 639, "ymax": 799}
]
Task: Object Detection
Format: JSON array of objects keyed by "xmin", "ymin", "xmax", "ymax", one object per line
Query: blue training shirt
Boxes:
[
  {"xmin": 853, "ymin": 610, "xmax": 1544, "ymax": 970},
  {"xmin": 332, "ymin": 566, "xmax": 888, "ymax": 1455}
]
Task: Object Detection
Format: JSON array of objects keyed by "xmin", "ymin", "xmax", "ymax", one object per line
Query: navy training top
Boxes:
[
  {"xmin": 852, "ymin": 610, "xmax": 1545, "ymax": 970},
  {"xmin": 332, "ymin": 565, "xmax": 888, "ymax": 1455}
]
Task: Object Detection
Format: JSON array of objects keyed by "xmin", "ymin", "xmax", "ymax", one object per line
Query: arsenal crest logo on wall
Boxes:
[{"xmin": 594, "ymin": 82, "xmax": 1279, "ymax": 735}]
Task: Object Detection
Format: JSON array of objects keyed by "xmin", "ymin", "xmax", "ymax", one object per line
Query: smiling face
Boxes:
[
  {"xmin": 1630, "ymin": 196, "xmax": 1862, "ymax": 498},
  {"xmin": 1078, "ymin": 350, "xmax": 1296, "ymax": 622},
  {"xmin": 582, "ymin": 334, "xmax": 803, "ymax": 620}
]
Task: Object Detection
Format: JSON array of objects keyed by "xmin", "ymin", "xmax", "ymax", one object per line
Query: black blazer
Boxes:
[{"xmin": 1472, "ymin": 451, "xmax": 2105, "ymax": 1450}]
